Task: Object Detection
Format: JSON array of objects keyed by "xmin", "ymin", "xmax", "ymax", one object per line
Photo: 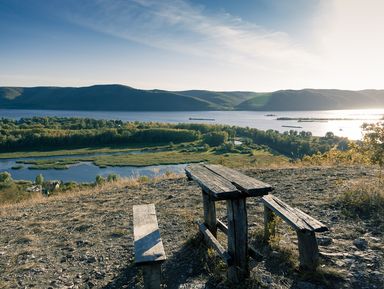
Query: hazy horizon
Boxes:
[{"xmin": 1, "ymin": 0, "xmax": 383, "ymax": 91}]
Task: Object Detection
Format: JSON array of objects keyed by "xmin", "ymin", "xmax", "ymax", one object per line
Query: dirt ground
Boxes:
[{"xmin": 0, "ymin": 166, "xmax": 383, "ymax": 289}]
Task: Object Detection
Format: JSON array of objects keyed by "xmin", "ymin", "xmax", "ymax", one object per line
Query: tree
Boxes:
[
  {"xmin": 203, "ymin": 131, "xmax": 228, "ymax": 147},
  {"xmin": 35, "ymin": 174, "xmax": 44, "ymax": 185},
  {"xmin": 362, "ymin": 122, "xmax": 384, "ymax": 169}
]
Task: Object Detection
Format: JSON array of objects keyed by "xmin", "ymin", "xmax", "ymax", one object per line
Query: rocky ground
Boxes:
[{"xmin": 0, "ymin": 166, "xmax": 383, "ymax": 289}]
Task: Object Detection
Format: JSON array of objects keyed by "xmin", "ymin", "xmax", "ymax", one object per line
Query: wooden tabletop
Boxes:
[{"xmin": 185, "ymin": 164, "xmax": 273, "ymax": 200}]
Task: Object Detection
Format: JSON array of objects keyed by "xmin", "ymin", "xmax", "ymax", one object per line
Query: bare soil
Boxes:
[{"xmin": 0, "ymin": 166, "xmax": 383, "ymax": 289}]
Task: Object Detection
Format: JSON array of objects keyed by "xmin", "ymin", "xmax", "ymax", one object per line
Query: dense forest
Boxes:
[{"xmin": 0, "ymin": 117, "xmax": 349, "ymax": 158}]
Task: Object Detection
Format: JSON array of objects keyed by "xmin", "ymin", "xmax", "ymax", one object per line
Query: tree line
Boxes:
[{"xmin": 0, "ymin": 117, "xmax": 349, "ymax": 158}]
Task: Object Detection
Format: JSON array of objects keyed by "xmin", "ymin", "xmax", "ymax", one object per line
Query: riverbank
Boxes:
[{"xmin": 0, "ymin": 166, "xmax": 382, "ymax": 289}]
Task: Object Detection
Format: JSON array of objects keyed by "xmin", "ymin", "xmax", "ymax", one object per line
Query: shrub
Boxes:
[
  {"xmin": 95, "ymin": 175, "xmax": 105, "ymax": 185},
  {"xmin": 107, "ymin": 173, "xmax": 120, "ymax": 182},
  {"xmin": 35, "ymin": 174, "xmax": 44, "ymax": 185},
  {"xmin": 339, "ymin": 178, "xmax": 384, "ymax": 233},
  {"xmin": 361, "ymin": 122, "xmax": 384, "ymax": 169},
  {"xmin": 203, "ymin": 131, "xmax": 228, "ymax": 147},
  {"xmin": 0, "ymin": 171, "xmax": 13, "ymax": 188}
]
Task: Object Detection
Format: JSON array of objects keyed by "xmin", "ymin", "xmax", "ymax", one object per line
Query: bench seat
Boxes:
[
  {"xmin": 261, "ymin": 194, "xmax": 328, "ymax": 271},
  {"xmin": 133, "ymin": 204, "xmax": 166, "ymax": 289}
]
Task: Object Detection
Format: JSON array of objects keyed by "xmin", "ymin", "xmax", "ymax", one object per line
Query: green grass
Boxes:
[
  {"xmin": 16, "ymin": 149, "xmax": 288, "ymax": 169},
  {"xmin": 0, "ymin": 143, "xmax": 169, "ymax": 159}
]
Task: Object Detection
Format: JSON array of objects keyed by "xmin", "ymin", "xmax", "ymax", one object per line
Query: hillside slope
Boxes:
[
  {"xmin": 0, "ymin": 167, "xmax": 382, "ymax": 289},
  {"xmin": 1, "ymin": 85, "xmax": 384, "ymax": 111},
  {"xmin": 236, "ymin": 89, "xmax": 384, "ymax": 110},
  {"xmin": 0, "ymin": 85, "xmax": 215, "ymax": 111}
]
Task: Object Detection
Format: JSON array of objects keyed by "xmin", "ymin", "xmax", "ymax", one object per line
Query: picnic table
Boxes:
[{"xmin": 185, "ymin": 164, "xmax": 273, "ymax": 283}]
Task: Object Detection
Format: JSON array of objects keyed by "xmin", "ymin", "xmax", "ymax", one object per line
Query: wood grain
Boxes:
[
  {"xmin": 133, "ymin": 204, "xmax": 166, "ymax": 264},
  {"xmin": 205, "ymin": 164, "xmax": 273, "ymax": 196},
  {"xmin": 262, "ymin": 195, "xmax": 328, "ymax": 232},
  {"xmin": 185, "ymin": 164, "xmax": 240, "ymax": 200}
]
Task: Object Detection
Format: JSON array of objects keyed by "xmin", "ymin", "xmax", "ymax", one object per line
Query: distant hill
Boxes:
[
  {"xmin": 236, "ymin": 89, "xmax": 384, "ymax": 110},
  {"xmin": 1, "ymin": 85, "xmax": 384, "ymax": 111}
]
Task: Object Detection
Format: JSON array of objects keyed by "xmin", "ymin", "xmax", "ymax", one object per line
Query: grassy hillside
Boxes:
[{"xmin": 1, "ymin": 85, "xmax": 384, "ymax": 111}]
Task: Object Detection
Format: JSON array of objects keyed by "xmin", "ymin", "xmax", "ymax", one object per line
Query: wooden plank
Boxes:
[
  {"xmin": 297, "ymin": 231, "xmax": 320, "ymax": 271},
  {"xmin": 133, "ymin": 204, "xmax": 166, "ymax": 264},
  {"xmin": 227, "ymin": 198, "xmax": 249, "ymax": 283},
  {"xmin": 185, "ymin": 164, "xmax": 240, "ymax": 200},
  {"xmin": 216, "ymin": 218, "xmax": 228, "ymax": 235},
  {"xmin": 202, "ymin": 190, "xmax": 217, "ymax": 237},
  {"xmin": 294, "ymin": 208, "xmax": 328, "ymax": 232},
  {"xmin": 261, "ymin": 195, "xmax": 312, "ymax": 232},
  {"xmin": 142, "ymin": 263, "xmax": 162, "ymax": 289},
  {"xmin": 215, "ymin": 222, "xmax": 262, "ymax": 262},
  {"xmin": 198, "ymin": 223, "xmax": 232, "ymax": 265},
  {"xmin": 205, "ymin": 164, "xmax": 273, "ymax": 196}
]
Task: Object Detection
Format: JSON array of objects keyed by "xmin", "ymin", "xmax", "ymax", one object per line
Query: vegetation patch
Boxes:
[{"xmin": 338, "ymin": 177, "xmax": 384, "ymax": 233}]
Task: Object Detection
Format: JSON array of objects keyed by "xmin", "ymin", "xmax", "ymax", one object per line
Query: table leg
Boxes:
[
  {"xmin": 202, "ymin": 189, "xmax": 217, "ymax": 237},
  {"xmin": 227, "ymin": 198, "xmax": 249, "ymax": 283}
]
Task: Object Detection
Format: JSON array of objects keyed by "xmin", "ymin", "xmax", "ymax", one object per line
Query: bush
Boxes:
[
  {"xmin": 0, "ymin": 172, "xmax": 13, "ymax": 188},
  {"xmin": 107, "ymin": 173, "xmax": 120, "ymax": 182},
  {"xmin": 35, "ymin": 174, "xmax": 44, "ymax": 185},
  {"xmin": 203, "ymin": 131, "xmax": 228, "ymax": 147},
  {"xmin": 339, "ymin": 178, "xmax": 384, "ymax": 233},
  {"xmin": 95, "ymin": 175, "xmax": 105, "ymax": 185},
  {"xmin": 362, "ymin": 122, "xmax": 384, "ymax": 168}
]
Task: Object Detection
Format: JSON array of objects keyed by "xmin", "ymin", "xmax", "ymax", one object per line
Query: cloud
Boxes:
[{"xmin": 64, "ymin": 0, "xmax": 319, "ymax": 73}]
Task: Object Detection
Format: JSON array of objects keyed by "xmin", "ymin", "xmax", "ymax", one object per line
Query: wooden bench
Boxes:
[
  {"xmin": 133, "ymin": 204, "xmax": 166, "ymax": 289},
  {"xmin": 261, "ymin": 194, "xmax": 328, "ymax": 271},
  {"xmin": 186, "ymin": 164, "xmax": 273, "ymax": 283}
]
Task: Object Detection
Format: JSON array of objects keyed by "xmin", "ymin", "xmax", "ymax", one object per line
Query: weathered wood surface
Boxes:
[
  {"xmin": 205, "ymin": 164, "xmax": 272, "ymax": 196},
  {"xmin": 227, "ymin": 198, "xmax": 249, "ymax": 283},
  {"xmin": 185, "ymin": 164, "xmax": 240, "ymax": 200},
  {"xmin": 216, "ymin": 219, "xmax": 262, "ymax": 261},
  {"xmin": 133, "ymin": 204, "xmax": 166, "ymax": 264},
  {"xmin": 198, "ymin": 223, "xmax": 232, "ymax": 265},
  {"xmin": 261, "ymin": 194, "xmax": 328, "ymax": 232},
  {"xmin": 216, "ymin": 218, "xmax": 228, "ymax": 235},
  {"xmin": 293, "ymin": 207, "xmax": 328, "ymax": 232},
  {"xmin": 297, "ymin": 231, "xmax": 320, "ymax": 271},
  {"xmin": 186, "ymin": 164, "xmax": 272, "ymax": 200},
  {"xmin": 202, "ymin": 190, "xmax": 217, "ymax": 236}
]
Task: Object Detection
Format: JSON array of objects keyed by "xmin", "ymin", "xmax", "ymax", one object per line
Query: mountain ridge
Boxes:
[{"xmin": 1, "ymin": 85, "xmax": 384, "ymax": 111}]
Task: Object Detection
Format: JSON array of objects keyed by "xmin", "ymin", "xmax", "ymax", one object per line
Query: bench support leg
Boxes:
[
  {"xmin": 296, "ymin": 231, "xmax": 319, "ymax": 271},
  {"xmin": 227, "ymin": 198, "xmax": 249, "ymax": 283},
  {"xmin": 202, "ymin": 190, "xmax": 217, "ymax": 237},
  {"xmin": 142, "ymin": 263, "xmax": 162, "ymax": 289},
  {"xmin": 263, "ymin": 205, "xmax": 276, "ymax": 242}
]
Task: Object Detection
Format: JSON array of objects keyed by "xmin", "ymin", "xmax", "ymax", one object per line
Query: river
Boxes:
[
  {"xmin": 1, "ymin": 108, "xmax": 383, "ymax": 182},
  {"xmin": 1, "ymin": 108, "xmax": 384, "ymax": 140}
]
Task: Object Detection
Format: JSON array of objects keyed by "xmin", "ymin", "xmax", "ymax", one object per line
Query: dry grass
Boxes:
[
  {"xmin": 0, "ymin": 173, "xmax": 184, "ymax": 216},
  {"xmin": 338, "ymin": 176, "xmax": 384, "ymax": 232}
]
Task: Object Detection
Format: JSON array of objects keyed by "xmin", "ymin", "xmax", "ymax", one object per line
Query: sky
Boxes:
[{"xmin": 0, "ymin": 0, "xmax": 383, "ymax": 91}]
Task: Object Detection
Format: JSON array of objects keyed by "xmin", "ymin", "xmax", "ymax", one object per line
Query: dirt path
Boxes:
[{"xmin": 0, "ymin": 166, "xmax": 383, "ymax": 289}]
